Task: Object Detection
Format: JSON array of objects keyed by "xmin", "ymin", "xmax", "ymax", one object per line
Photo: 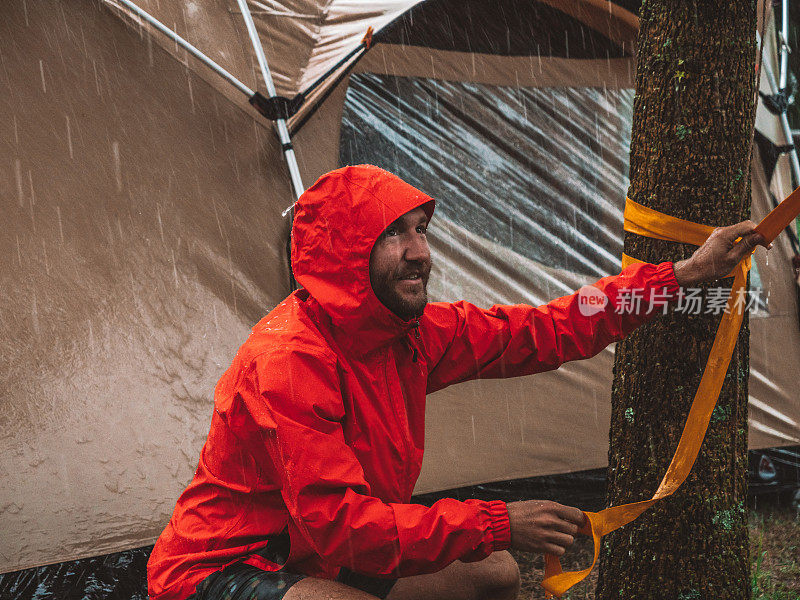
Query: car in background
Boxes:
[{"xmin": 748, "ymin": 445, "xmax": 800, "ymax": 508}]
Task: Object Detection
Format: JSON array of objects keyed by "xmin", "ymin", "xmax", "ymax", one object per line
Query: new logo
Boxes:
[{"xmin": 578, "ymin": 285, "xmax": 608, "ymax": 316}]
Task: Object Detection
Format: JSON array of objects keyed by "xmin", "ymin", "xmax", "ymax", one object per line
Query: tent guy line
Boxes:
[{"xmin": 543, "ymin": 186, "xmax": 800, "ymax": 596}]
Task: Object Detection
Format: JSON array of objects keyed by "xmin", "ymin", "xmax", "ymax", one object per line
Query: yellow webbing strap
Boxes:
[
  {"xmin": 621, "ymin": 199, "xmax": 749, "ymax": 277},
  {"xmin": 541, "ymin": 187, "xmax": 800, "ymax": 597}
]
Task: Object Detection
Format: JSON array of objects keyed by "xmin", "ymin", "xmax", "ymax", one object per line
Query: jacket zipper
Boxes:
[
  {"xmin": 409, "ymin": 318, "xmax": 420, "ymax": 362},
  {"xmin": 385, "ymin": 338, "xmax": 417, "ymax": 492}
]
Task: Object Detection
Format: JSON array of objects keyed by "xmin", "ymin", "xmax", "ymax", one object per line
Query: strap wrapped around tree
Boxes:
[
  {"xmin": 596, "ymin": 2, "xmax": 759, "ymax": 599},
  {"xmin": 542, "ymin": 188, "xmax": 800, "ymax": 597}
]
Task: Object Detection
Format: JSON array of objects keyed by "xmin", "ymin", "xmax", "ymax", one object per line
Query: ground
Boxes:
[
  {"xmin": 1, "ymin": 498, "xmax": 796, "ymax": 599},
  {"xmin": 512, "ymin": 500, "xmax": 800, "ymax": 599}
]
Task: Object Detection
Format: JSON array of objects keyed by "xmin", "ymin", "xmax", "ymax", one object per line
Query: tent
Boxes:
[{"xmin": 1, "ymin": 0, "xmax": 798, "ymax": 576}]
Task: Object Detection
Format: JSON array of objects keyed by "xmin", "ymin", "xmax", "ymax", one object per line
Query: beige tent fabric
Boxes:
[
  {"xmin": 419, "ymin": 219, "xmax": 619, "ymax": 492},
  {"xmin": 749, "ymin": 145, "xmax": 800, "ymax": 448},
  {"xmin": 240, "ymin": 0, "xmax": 419, "ymax": 93},
  {"xmin": 1, "ymin": 0, "xmax": 798, "ymax": 575},
  {"xmin": 103, "ymin": 0, "xmax": 259, "ymax": 112},
  {"xmin": 106, "ymin": 0, "xmax": 640, "ymax": 96},
  {"xmin": 355, "ymin": 47, "xmax": 636, "ymax": 89},
  {"xmin": 103, "ymin": 0, "xmax": 638, "ymax": 127},
  {"xmin": 103, "ymin": 0, "xmax": 422, "ymax": 120},
  {"xmin": 1, "ymin": 0, "xmax": 291, "ymax": 571},
  {"xmin": 745, "ymin": 10, "xmax": 800, "ymax": 448}
]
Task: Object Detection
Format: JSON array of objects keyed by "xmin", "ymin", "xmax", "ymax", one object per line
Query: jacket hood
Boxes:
[{"xmin": 291, "ymin": 165, "xmax": 435, "ymax": 353}]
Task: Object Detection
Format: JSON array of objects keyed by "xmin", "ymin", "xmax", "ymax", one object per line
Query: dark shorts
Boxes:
[{"xmin": 187, "ymin": 533, "xmax": 396, "ymax": 600}]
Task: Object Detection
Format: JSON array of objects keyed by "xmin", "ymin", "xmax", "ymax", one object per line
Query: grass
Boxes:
[
  {"xmin": 512, "ymin": 501, "xmax": 800, "ymax": 599},
  {"xmin": 750, "ymin": 501, "xmax": 800, "ymax": 600}
]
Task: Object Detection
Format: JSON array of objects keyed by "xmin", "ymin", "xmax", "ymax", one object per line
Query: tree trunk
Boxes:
[{"xmin": 597, "ymin": 2, "xmax": 757, "ymax": 599}]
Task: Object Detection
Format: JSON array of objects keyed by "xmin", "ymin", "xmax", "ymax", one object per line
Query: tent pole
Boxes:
[
  {"xmin": 234, "ymin": 0, "xmax": 305, "ymax": 202},
  {"xmin": 779, "ymin": 0, "xmax": 789, "ymax": 91},
  {"xmin": 760, "ymin": 39, "xmax": 800, "ymax": 188},
  {"xmin": 112, "ymin": 0, "xmax": 254, "ymax": 97}
]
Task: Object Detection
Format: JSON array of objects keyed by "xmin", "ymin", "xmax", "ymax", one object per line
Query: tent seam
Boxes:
[{"xmin": 292, "ymin": 0, "xmax": 338, "ymax": 94}]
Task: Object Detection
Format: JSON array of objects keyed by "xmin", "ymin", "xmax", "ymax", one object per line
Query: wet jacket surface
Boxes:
[{"xmin": 147, "ymin": 165, "xmax": 680, "ymax": 600}]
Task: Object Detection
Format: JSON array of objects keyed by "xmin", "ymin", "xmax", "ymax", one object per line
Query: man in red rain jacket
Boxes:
[{"xmin": 148, "ymin": 165, "xmax": 767, "ymax": 600}]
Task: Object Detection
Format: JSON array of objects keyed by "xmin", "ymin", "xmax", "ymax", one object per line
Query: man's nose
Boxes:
[{"xmin": 403, "ymin": 232, "xmax": 430, "ymax": 263}]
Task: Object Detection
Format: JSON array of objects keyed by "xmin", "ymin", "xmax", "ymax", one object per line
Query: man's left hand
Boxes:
[{"xmin": 673, "ymin": 220, "xmax": 772, "ymax": 286}]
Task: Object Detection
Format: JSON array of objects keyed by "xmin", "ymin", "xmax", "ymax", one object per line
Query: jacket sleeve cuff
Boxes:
[
  {"xmin": 658, "ymin": 261, "xmax": 681, "ymax": 300},
  {"xmin": 486, "ymin": 500, "xmax": 511, "ymax": 551},
  {"xmin": 620, "ymin": 260, "xmax": 680, "ymax": 301}
]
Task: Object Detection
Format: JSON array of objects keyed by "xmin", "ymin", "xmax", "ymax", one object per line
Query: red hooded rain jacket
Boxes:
[{"xmin": 147, "ymin": 165, "xmax": 680, "ymax": 600}]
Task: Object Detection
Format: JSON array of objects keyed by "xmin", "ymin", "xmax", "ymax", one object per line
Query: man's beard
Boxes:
[{"xmin": 372, "ymin": 262, "xmax": 431, "ymax": 321}]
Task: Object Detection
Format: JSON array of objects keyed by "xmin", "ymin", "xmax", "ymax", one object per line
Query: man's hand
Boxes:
[
  {"xmin": 673, "ymin": 220, "xmax": 772, "ymax": 286},
  {"xmin": 506, "ymin": 500, "xmax": 586, "ymax": 556}
]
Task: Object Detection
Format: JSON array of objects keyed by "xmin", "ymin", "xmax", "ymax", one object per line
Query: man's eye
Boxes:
[
  {"xmin": 384, "ymin": 227, "xmax": 398, "ymax": 237},
  {"xmin": 416, "ymin": 225, "xmax": 427, "ymax": 234}
]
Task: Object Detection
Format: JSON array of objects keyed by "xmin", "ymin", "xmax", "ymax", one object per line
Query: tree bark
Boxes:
[{"xmin": 597, "ymin": 2, "xmax": 757, "ymax": 599}]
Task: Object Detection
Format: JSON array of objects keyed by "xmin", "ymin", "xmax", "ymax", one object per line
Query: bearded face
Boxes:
[{"xmin": 369, "ymin": 207, "xmax": 432, "ymax": 321}]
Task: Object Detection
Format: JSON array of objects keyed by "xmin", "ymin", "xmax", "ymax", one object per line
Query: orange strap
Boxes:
[
  {"xmin": 362, "ymin": 26, "xmax": 374, "ymax": 50},
  {"xmin": 541, "ymin": 187, "xmax": 800, "ymax": 597},
  {"xmin": 621, "ymin": 198, "xmax": 750, "ymax": 278}
]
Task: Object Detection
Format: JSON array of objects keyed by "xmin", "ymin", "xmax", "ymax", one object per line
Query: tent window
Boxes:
[
  {"xmin": 376, "ymin": 0, "xmax": 631, "ymax": 58},
  {"xmin": 340, "ymin": 72, "xmax": 633, "ymax": 278},
  {"xmin": 749, "ymin": 261, "xmax": 770, "ymax": 317}
]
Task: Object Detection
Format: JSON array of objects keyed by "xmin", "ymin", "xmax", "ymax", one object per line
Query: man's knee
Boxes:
[
  {"xmin": 474, "ymin": 551, "xmax": 520, "ymax": 600},
  {"xmin": 284, "ymin": 576, "xmax": 383, "ymax": 599},
  {"xmin": 385, "ymin": 551, "xmax": 520, "ymax": 600}
]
